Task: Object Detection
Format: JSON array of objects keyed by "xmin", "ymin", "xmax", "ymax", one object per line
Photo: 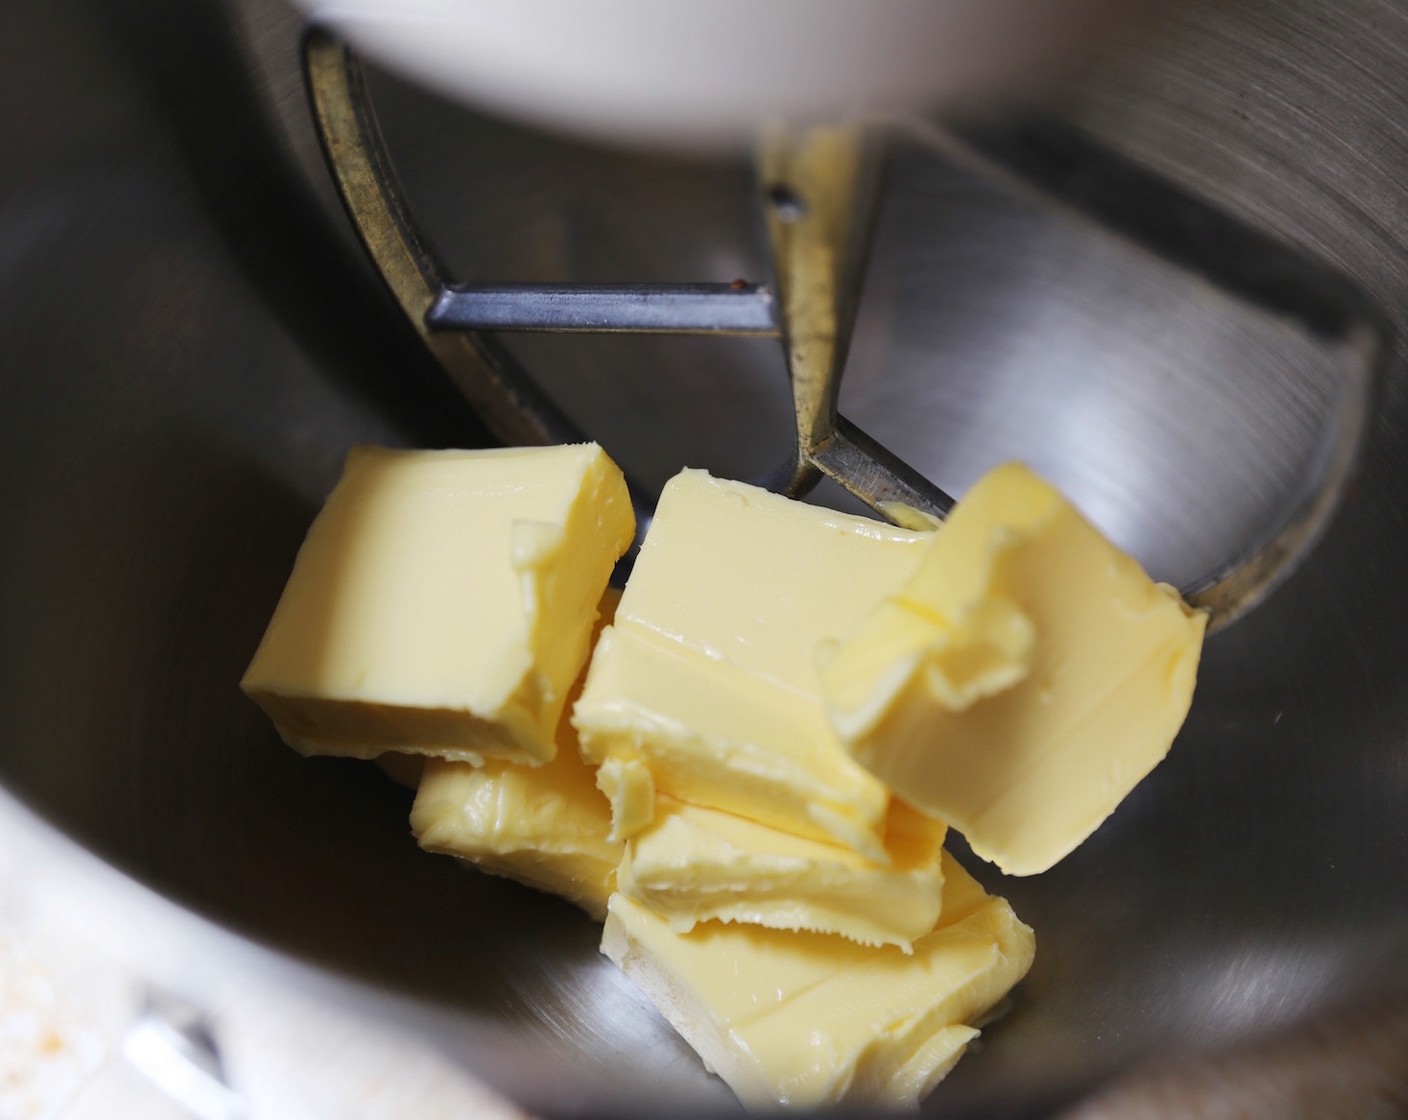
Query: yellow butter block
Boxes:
[
  {"xmin": 409, "ymin": 589, "xmax": 623, "ymax": 920},
  {"xmin": 573, "ymin": 469, "xmax": 929, "ymax": 858},
  {"xmin": 241, "ymin": 443, "xmax": 634, "ymax": 766},
  {"xmin": 601, "ymin": 853, "xmax": 1034, "ymax": 1111},
  {"xmin": 822, "ymin": 462, "xmax": 1206, "ymax": 876},
  {"xmin": 411, "ymin": 745, "xmax": 621, "ymax": 921},
  {"xmin": 618, "ymin": 796, "xmax": 945, "ymax": 950}
]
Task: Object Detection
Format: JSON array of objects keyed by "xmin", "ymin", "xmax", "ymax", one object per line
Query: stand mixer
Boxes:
[
  {"xmin": 303, "ymin": 12, "xmax": 1383, "ymax": 633},
  {"xmin": 2, "ymin": 0, "xmax": 1407, "ymax": 1115}
]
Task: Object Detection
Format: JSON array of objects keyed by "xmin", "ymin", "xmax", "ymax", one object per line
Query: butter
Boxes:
[
  {"xmin": 572, "ymin": 469, "xmax": 929, "ymax": 856},
  {"xmin": 595, "ymin": 754, "xmax": 655, "ymax": 842},
  {"xmin": 241, "ymin": 443, "xmax": 633, "ymax": 766},
  {"xmin": 822, "ymin": 462, "xmax": 1206, "ymax": 876},
  {"xmin": 618, "ymin": 796, "xmax": 946, "ymax": 950},
  {"xmin": 409, "ymin": 589, "xmax": 622, "ymax": 919},
  {"xmin": 411, "ymin": 742, "xmax": 621, "ymax": 920},
  {"xmin": 601, "ymin": 853, "xmax": 1035, "ymax": 1111}
]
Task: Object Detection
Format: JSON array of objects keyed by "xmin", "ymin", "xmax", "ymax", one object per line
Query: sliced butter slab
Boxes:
[
  {"xmin": 618, "ymin": 796, "xmax": 945, "ymax": 950},
  {"xmin": 412, "ymin": 747, "xmax": 620, "ymax": 921},
  {"xmin": 573, "ymin": 469, "xmax": 929, "ymax": 856},
  {"xmin": 602, "ymin": 853, "xmax": 1034, "ymax": 1111},
  {"xmin": 822, "ymin": 462, "xmax": 1206, "ymax": 876},
  {"xmin": 409, "ymin": 590, "xmax": 623, "ymax": 920},
  {"xmin": 241, "ymin": 443, "xmax": 633, "ymax": 766},
  {"xmin": 577, "ymin": 622, "xmax": 889, "ymax": 855}
]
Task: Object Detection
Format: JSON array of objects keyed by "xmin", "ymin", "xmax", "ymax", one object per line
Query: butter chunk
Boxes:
[
  {"xmin": 241, "ymin": 443, "xmax": 634, "ymax": 766},
  {"xmin": 595, "ymin": 754, "xmax": 655, "ymax": 842},
  {"xmin": 411, "ymin": 742, "xmax": 621, "ymax": 921},
  {"xmin": 602, "ymin": 853, "xmax": 1035, "ymax": 1111},
  {"xmin": 573, "ymin": 469, "xmax": 929, "ymax": 856},
  {"xmin": 618, "ymin": 796, "xmax": 945, "ymax": 950},
  {"xmin": 822, "ymin": 462, "xmax": 1206, "ymax": 876},
  {"xmin": 409, "ymin": 589, "xmax": 623, "ymax": 919}
]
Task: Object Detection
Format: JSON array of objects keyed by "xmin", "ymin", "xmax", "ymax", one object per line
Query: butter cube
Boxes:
[
  {"xmin": 822, "ymin": 462, "xmax": 1206, "ymax": 876},
  {"xmin": 410, "ymin": 589, "xmax": 623, "ymax": 919},
  {"xmin": 241, "ymin": 444, "xmax": 634, "ymax": 766},
  {"xmin": 573, "ymin": 469, "xmax": 929, "ymax": 857},
  {"xmin": 618, "ymin": 796, "xmax": 946, "ymax": 950},
  {"xmin": 411, "ymin": 740, "xmax": 621, "ymax": 920},
  {"xmin": 602, "ymin": 853, "xmax": 1035, "ymax": 1111}
]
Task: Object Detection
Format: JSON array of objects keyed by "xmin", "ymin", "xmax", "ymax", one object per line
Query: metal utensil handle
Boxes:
[
  {"xmin": 427, "ymin": 283, "xmax": 779, "ymax": 336},
  {"xmin": 304, "ymin": 26, "xmax": 582, "ymax": 450},
  {"xmin": 302, "ymin": 25, "xmax": 957, "ymax": 536}
]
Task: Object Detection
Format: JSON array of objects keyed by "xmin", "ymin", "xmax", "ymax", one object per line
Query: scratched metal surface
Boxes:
[{"xmin": 0, "ymin": 0, "xmax": 1406, "ymax": 1114}]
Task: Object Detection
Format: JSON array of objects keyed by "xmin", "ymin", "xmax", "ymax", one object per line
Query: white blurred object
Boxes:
[
  {"xmin": 0, "ymin": 801, "xmax": 525, "ymax": 1120},
  {"xmin": 0, "ymin": 932, "xmax": 109, "ymax": 1119},
  {"xmin": 303, "ymin": 0, "xmax": 1145, "ymax": 149}
]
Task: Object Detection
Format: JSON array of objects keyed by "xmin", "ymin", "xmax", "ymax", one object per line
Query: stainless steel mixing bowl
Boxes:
[{"xmin": 3, "ymin": 0, "xmax": 1407, "ymax": 1114}]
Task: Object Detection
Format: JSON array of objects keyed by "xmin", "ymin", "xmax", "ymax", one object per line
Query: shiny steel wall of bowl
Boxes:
[{"xmin": 0, "ymin": 0, "xmax": 1406, "ymax": 1115}]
